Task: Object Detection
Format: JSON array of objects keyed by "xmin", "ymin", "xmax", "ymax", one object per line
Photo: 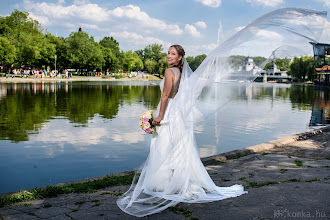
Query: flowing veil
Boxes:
[{"xmin": 117, "ymin": 8, "xmax": 327, "ymax": 217}]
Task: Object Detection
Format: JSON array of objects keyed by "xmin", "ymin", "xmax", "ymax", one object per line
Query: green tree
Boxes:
[
  {"xmin": 253, "ymin": 56, "xmax": 266, "ymax": 66},
  {"xmin": 144, "ymin": 59, "xmax": 157, "ymax": 72},
  {"xmin": 186, "ymin": 54, "xmax": 207, "ymax": 71},
  {"xmin": 102, "ymin": 47, "xmax": 118, "ymax": 73},
  {"xmin": 135, "ymin": 44, "xmax": 166, "ymax": 73},
  {"xmin": 99, "ymin": 36, "xmax": 121, "ymax": 70},
  {"xmin": 228, "ymin": 55, "xmax": 246, "ymax": 69},
  {"xmin": 0, "ymin": 10, "xmax": 52, "ymax": 68},
  {"xmin": 158, "ymin": 55, "xmax": 169, "ymax": 76},
  {"xmin": 0, "ymin": 36, "xmax": 16, "ymax": 71},
  {"xmin": 66, "ymin": 31, "xmax": 102, "ymax": 72},
  {"xmin": 46, "ymin": 35, "xmax": 69, "ymax": 71},
  {"xmin": 123, "ymin": 51, "xmax": 143, "ymax": 72},
  {"xmin": 290, "ymin": 56, "xmax": 314, "ymax": 80}
]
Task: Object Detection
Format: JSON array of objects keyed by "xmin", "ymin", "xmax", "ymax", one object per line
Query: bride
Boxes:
[
  {"xmin": 117, "ymin": 45, "xmax": 247, "ymax": 217},
  {"xmin": 117, "ymin": 8, "xmax": 327, "ymax": 217}
]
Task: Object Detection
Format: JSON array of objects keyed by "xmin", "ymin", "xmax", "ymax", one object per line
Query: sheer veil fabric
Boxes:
[{"xmin": 117, "ymin": 8, "xmax": 327, "ymax": 217}]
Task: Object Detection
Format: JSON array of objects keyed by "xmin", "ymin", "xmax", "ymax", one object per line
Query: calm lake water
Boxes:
[{"xmin": 0, "ymin": 81, "xmax": 329, "ymax": 194}]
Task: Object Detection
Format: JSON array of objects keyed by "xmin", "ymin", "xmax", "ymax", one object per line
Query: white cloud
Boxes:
[
  {"xmin": 109, "ymin": 31, "xmax": 172, "ymax": 50},
  {"xmin": 24, "ymin": 0, "xmax": 109, "ymax": 22},
  {"xmin": 58, "ymin": 0, "xmax": 65, "ymax": 4},
  {"xmin": 246, "ymin": 0, "xmax": 283, "ymax": 7},
  {"xmin": 110, "ymin": 5, "xmax": 183, "ymax": 35},
  {"xmin": 318, "ymin": 0, "xmax": 330, "ymax": 8},
  {"xmin": 235, "ymin": 26, "xmax": 245, "ymax": 32},
  {"xmin": 256, "ymin": 29, "xmax": 283, "ymax": 41},
  {"xmin": 23, "ymin": 1, "xmax": 184, "ymax": 36},
  {"xmin": 73, "ymin": 0, "xmax": 90, "ymax": 5},
  {"xmin": 319, "ymin": 20, "xmax": 330, "ymax": 44},
  {"xmin": 195, "ymin": 21, "xmax": 207, "ymax": 29},
  {"xmin": 185, "ymin": 24, "xmax": 201, "ymax": 37},
  {"xmin": 184, "ymin": 43, "xmax": 218, "ymax": 56},
  {"xmin": 194, "ymin": 0, "xmax": 221, "ymax": 8},
  {"xmin": 28, "ymin": 12, "xmax": 50, "ymax": 26}
]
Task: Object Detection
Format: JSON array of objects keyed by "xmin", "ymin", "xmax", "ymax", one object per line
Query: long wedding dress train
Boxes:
[{"xmin": 117, "ymin": 8, "xmax": 327, "ymax": 217}]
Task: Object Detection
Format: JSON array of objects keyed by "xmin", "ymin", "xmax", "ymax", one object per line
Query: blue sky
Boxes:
[{"xmin": 0, "ymin": 0, "xmax": 329, "ymax": 56}]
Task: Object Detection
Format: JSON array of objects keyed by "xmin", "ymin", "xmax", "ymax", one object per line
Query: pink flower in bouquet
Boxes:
[
  {"xmin": 143, "ymin": 117, "xmax": 149, "ymax": 123},
  {"xmin": 140, "ymin": 110, "xmax": 156, "ymax": 134}
]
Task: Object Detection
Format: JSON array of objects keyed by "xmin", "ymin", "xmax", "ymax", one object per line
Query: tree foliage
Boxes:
[
  {"xmin": 135, "ymin": 44, "xmax": 167, "ymax": 73},
  {"xmin": 122, "ymin": 51, "xmax": 143, "ymax": 72},
  {"xmin": 186, "ymin": 54, "xmax": 207, "ymax": 71},
  {"xmin": 290, "ymin": 56, "xmax": 314, "ymax": 80},
  {"xmin": 0, "ymin": 36, "xmax": 16, "ymax": 68}
]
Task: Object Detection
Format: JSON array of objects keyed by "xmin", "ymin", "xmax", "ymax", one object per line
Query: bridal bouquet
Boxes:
[{"xmin": 139, "ymin": 110, "xmax": 155, "ymax": 134}]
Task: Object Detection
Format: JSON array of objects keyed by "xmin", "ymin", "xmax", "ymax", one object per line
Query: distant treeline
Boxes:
[{"xmin": 0, "ymin": 10, "xmax": 315, "ymax": 79}]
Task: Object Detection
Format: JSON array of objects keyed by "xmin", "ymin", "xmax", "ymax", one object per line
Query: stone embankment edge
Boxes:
[{"xmin": 202, "ymin": 125, "xmax": 330, "ymax": 165}]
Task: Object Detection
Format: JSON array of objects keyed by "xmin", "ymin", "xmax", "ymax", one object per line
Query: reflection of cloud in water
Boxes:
[
  {"xmin": 111, "ymin": 130, "xmax": 145, "ymax": 144},
  {"xmin": 199, "ymin": 145, "xmax": 217, "ymax": 158},
  {"xmin": 194, "ymin": 124, "xmax": 204, "ymax": 133},
  {"xmin": 33, "ymin": 127, "xmax": 108, "ymax": 146}
]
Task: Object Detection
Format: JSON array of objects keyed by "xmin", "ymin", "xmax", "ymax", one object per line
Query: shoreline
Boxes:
[
  {"xmin": 1, "ymin": 125, "xmax": 329, "ymax": 197},
  {"xmin": 0, "ymin": 76, "xmax": 162, "ymax": 83}
]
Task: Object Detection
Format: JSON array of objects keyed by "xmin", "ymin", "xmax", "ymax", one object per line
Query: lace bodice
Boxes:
[{"xmin": 160, "ymin": 67, "xmax": 181, "ymax": 98}]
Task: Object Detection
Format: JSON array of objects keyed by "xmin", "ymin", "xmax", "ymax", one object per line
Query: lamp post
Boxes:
[{"xmin": 55, "ymin": 55, "xmax": 57, "ymax": 75}]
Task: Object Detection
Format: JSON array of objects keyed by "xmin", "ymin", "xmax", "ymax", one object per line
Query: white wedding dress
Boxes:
[
  {"xmin": 117, "ymin": 8, "xmax": 327, "ymax": 217},
  {"xmin": 117, "ymin": 67, "xmax": 246, "ymax": 217}
]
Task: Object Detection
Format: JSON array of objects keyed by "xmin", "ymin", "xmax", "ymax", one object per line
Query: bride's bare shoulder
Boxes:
[{"xmin": 164, "ymin": 68, "xmax": 175, "ymax": 77}]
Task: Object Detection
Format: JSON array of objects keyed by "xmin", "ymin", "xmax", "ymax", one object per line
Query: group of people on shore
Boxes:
[{"xmin": 6, "ymin": 69, "xmax": 73, "ymax": 78}]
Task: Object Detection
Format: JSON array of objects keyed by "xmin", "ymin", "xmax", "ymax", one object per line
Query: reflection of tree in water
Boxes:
[{"xmin": 0, "ymin": 83, "xmax": 161, "ymax": 142}]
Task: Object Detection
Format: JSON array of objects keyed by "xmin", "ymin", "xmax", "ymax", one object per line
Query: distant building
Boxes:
[
  {"xmin": 260, "ymin": 60, "xmax": 288, "ymax": 77},
  {"xmin": 311, "ymin": 42, "xmax": 330, "ymax": 86},
  {"xmin": 236, "ymin": 57, "xmax": 262, "ymax": 75}
]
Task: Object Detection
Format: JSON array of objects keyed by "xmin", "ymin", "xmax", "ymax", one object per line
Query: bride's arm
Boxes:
[{"xmin": 152, "ymin": 68, "xmax": 174, "ymax": 125}]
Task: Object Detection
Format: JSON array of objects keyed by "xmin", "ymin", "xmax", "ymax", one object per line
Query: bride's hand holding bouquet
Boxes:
[{"xmin": 152, "ymin": 115, "xmax": 162, "ymax": 126}]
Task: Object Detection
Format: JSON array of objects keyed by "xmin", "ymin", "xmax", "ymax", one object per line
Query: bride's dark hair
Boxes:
[{"xmin": 170, "ymin": 45, "xmax": 185, "ymax": 72}]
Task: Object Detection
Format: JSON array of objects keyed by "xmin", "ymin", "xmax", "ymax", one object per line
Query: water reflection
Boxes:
[{"xmin": 0, "ymin": 82, "xmax": 161, "ymax": 142}]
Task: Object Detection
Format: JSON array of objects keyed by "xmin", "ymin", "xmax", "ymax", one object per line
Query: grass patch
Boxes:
[
  {"xmin": 168, "ymin": 204, "xmax": 199, "ymax": 220},
  {"xmin": 74, "ymin": 201, "xmax": 86, "ymax": 205},
  {"xmin": 19, "ymin": 203, "xmax": 32, "ymax": 206},
  {"xmin": 43, "ymin": 204, "xmax": 52, "ymax": 208},
  {"xmin": 221, "ymin": 179, "xmax": 231, "ymax": 182},
  {"xmin": 99, "ymin": 190, "xmax": 123, "ymax": 196},
  {"xmin": 27, "ymin": 212, "xmax": 36, "ymax": 216},
  {"xmin": 294, "ymin": 160, "xmax": 303, "ymax": 167},
  {"xmin": 325, "ymin": 156, "xmax": 330, "ymax": 160},
  {"xmin": 72, "ymin": 209, "xmax": 78, "ymax": 212},
  {"xmin": 280, "ymin": 169, "xmax": 288, "ymax": 173},
  {"xmin": 91, "ymin": 199, "xmax": 100, "ymax": 203},
  {"xmin": 245, "ymin": 178, "xmax": 322, "ymax": 189},
  {"xmin": 261, "ymin": 152, "xmax": 269, "ymax": 155},
  {"xmin": 239, "ymin": 177, "xmax": 247, "ymax": 181},
  {"xmin": 0, "ymin": 172, "xmax": 134, "ymax": 207},
  {"xmin": 230, "ymin": 153, "xmax": 248, "ymax": 159},
  {"xmin": 92, "ymin": 203, "xmax": 100, "ymax": 207},
  {"xmin": 214, "ymin": 157, "xmax": 227, "ymax": 163},
  {"xmin": 320, "ymin": 165, "xmax": 329, "ymax": 168},
  {"xmin": 248, "ymin": 173, "xmax": 254, "ymax": 178}
]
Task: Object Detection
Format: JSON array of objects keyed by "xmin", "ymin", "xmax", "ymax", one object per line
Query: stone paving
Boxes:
[{"xmin": 1, "ymin": 127, "xmax": 329, "ymax": 220}]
